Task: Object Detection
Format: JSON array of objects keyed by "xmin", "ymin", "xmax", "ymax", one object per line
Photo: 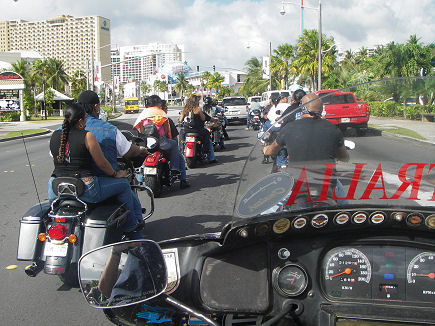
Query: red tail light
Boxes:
[
  {"xmin": 48, "ymin": 224, "xmax": 67, "ymax": 240},
  {"xmin": 55, "ymin": 217, "xmax": 66, "ymax": 223},
  {"xmin": 161, "ymin": 158, "xmax": 166, "ymax": 163},
  {"xmin": 186, "ymin": 143, "xmax": 194, "ymax": 149}
]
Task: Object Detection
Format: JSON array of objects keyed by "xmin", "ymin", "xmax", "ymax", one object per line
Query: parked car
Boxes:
[
  {"xmin": 316, "ymin": 89, "xmax": 370, "ymax": 136},
  {"xmin": 221, "ymin": 96, "xmax": 249, "ymax": 123}
]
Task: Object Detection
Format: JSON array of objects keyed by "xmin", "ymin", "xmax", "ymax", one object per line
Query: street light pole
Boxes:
[{"xmin": 317, "ymin": 0, "xmax": 322, "ymax": 91}]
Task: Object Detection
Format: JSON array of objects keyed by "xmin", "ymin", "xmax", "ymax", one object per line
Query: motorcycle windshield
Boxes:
[{"xmin": 232, "ymin": 77, "xmax": 435, "ymax": 225}]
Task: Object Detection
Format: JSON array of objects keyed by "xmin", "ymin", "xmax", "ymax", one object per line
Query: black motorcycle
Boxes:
[
  {"xmin": 17, "ymin": 151, "xmax": 154, "ymax": 286},
  {"xmin": 249, "ymin": 108, "xmax": 262, "ymax": 130}
]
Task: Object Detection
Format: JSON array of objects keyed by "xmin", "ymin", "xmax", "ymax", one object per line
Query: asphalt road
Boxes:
[{"xmin": 0, "ymin": 113, "xmax": 434, "ymax": 326}]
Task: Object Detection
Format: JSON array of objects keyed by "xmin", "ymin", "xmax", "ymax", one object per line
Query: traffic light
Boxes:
[
  {"xmin": 213, "ymin": 65, "xmax": 216, "ymax": 72},
  {"xmin": 196, "ymin": 65, "xmax": 199, "ymax": 72}
]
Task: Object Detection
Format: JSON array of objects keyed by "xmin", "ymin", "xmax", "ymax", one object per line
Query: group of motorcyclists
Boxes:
[
  {"xmin": 47, "ymin": 91, "xmax": 232, "ymax": 240},
  {"xmin": 47, "ymin": 86, "xmax": 351, "ymax": 238}
]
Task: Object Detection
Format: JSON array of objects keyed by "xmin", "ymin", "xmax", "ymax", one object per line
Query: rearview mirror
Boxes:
[{"xmin": 78, "ymin": 240, "xmax": 167, "ymax": 309}]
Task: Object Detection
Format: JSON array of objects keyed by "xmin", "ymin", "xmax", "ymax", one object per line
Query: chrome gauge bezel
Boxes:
[{"xmin": 272, "ymin": 263, "xmax": 309, "ymax": 297}]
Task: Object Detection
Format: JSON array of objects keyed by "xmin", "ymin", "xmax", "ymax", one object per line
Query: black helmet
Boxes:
[
  {"xmin": 270, "ymin": 93, "xmax": 281, "ymax": 106},
  {"xmin": 77, "ymin": 90, "xmax": 100, "ymax": 114},
  {"xmin": 292, "ymin": 89, "xmax": 307, "ymax": 104},
  {"xmin": 204, "ymin": 96, "xmax": 213, "ymax": 106}
]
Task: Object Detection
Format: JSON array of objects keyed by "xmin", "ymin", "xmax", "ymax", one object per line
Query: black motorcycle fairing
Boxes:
[{"xmin": 103, "ymin": 205, "xmax": 435, "ymax": 326}]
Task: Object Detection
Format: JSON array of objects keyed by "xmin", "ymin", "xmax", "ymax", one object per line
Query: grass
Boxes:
[
  {"xmin": 26, "ymin": 116, "xmax": 64, "ymax": 122},
  {"xmin": 2, "ymin": 129, "xmax": 48, "ymax": 139},
  {"xmin": 369, "ymin": 124, "xmax": 426, "ymax": 140}
]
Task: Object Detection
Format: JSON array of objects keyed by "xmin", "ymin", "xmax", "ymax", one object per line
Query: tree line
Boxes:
[{"xmin": 239, "ymin": 31, "xmax": 434, "ymax": 96}]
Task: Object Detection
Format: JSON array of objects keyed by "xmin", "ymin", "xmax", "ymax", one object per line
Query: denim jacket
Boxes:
[{"xmin": 85, "ymin": 114, "xmax": 118, "ymax": 176}]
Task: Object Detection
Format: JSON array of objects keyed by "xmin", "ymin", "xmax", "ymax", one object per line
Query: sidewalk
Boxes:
[
  {"xmin": 0, "ymin": 120, "xmax": 60, "ymax": 141},
  {"xmin": 368, "ymin": 117, "xmax": 435, "ymax": 145}
]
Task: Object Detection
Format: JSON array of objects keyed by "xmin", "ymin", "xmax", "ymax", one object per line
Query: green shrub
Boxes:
[
  {"xmin": 402, "ymin": 104, "xmax": 435, "ymax": 120},
  {"xmin": 367, "ymin": 101, "xmax": 402, "ymax": 117},
  {"xmin": 0, "ymin": 111, "xmax": 21, "ymax": 122}
]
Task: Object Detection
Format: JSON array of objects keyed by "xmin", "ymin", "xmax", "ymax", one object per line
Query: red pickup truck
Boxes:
[{"xmin": 315, "ymin": 89, "xmax": 370, "ymax": 136}]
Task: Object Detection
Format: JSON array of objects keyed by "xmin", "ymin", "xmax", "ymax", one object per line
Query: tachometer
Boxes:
[
  {"xmin": 323, "ymin": 247, "xmax": 372, "ymax": 299},
  {"xmin": 406, "ymin": 251, "xmax": 435, "ymax": 303}
]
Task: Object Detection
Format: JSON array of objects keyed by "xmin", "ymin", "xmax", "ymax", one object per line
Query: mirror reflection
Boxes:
[{"xmin": 79, "ymin": 240, "xmax": 167, "ymax": 308}]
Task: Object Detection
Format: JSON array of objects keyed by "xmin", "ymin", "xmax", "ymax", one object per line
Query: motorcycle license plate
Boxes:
[
  {"xmin": 44, "ymin": 242, "xmax": 68, "ymax": 257},
  {"xmin": 185, "ymin": 136, "xmax": 196, "ymax": 142},
  {"xmin": 341, "ymin": 118, "xmax": 350, "ymax": 123},
  {"xmin": 144, "ymin": 167, "xmax": 157, "ymax": 175}
]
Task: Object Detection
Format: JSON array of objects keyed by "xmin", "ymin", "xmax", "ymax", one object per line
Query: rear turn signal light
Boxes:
[
  {"xmin": 180, "ymin": 140, "xmax": 184, "ymax": 144},
  {"xmin": 197, "ymin": 141, "xmax": 202, "ymax": 145},
  {"xmin": 161, "ymin": 158, "xmax": 167, "ymax": 163},
  {"xmin": 48, "ymin": 224, "xmax": 67, "ymax": 240},
  {"xmin": 38, "ymin": 233, "xmax": 46, "ymax": 242},
  {"xmin": 68, "ymin": 234, "xmax": 77, "ymax": 243}
]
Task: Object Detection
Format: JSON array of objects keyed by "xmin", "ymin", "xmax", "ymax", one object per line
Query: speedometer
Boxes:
[
  {"xmin": 323, "ymin": 247, "xmax": 372, "ymax": 299},
  {"xmin": 406, "ymin": 251, "xmax": 435, "ymax": 303}
]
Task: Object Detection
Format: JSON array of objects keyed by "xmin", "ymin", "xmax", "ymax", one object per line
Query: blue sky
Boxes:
[{"xmin": 2, "ymin": 0, "xmax": 434, "ymax": 71}]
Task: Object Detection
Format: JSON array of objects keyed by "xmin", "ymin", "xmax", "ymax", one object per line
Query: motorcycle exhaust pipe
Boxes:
[{"xmin": 24, "ymin": 259, "xmax": 44, "ymax": 277}]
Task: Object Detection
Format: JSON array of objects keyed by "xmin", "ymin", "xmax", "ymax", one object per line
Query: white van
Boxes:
[{"xmin": 260, "ymin": 90, "xmax": 290, "ymax": 107}]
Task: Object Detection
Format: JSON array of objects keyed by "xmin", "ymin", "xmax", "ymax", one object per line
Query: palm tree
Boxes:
[
  {"xmin": 238, "ymin": 57, "xmax": 268, "ymax": 97},
  {"xmin": 70, "ymin": 70, "xmax": 87, "ymax": 99},
  {"xmin": 46, "ymin": 58, "xmax": 69, "ymax": 91},
  {"xmin": 201, "ymin": 71, "xmax": 212, "ymax": 95},
  {"xmin": 292, "ymin": 29, "xmax": 336, "ymax": 90},
  {"xmin": 207, "ymin": 73, "xmax": 225, "ymax": 96},
  {"xmin": 158, "ymin": 80, "xmax": 168, "ymax": 99},
  {"xmin": 174, "ymin": 73, "xmax": 189, "ymax": 103},
  {"xmin": 270, "ymin": 43, "xmax": 295, "ymax": 89},
  {"xmin": 32, "ymin": 59, "xmax": 49, "ymax": 119},
  {"xmin": 140, "ymin": 81, "xmax": 152, "ymax": 99}
]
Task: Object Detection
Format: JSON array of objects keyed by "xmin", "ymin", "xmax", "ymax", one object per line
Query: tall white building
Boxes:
[
  {"xmin": 111, "ymin": 43, "xmax": 184, "ymax": 84},
  {"xmin": 0, "ymin": 15, "xmax": 111, "ymax": 83}
]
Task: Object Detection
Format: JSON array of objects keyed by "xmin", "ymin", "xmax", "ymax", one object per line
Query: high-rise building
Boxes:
[
  {"xmin": 0, "ymin": 15, "xmax": 111, "ymax": 84},
  {"xmin": 111, "ymin": 43, "xmax": 184, "ymax": 84}
]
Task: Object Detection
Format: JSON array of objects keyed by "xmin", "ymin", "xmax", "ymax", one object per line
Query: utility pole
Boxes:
[
  {"xmin": 317, "ymin": 0, "xmax": 322, "ymax": 91},
  {"xmin": 269, "ymin": 42, "xmax": 272, "ymax": 91}
]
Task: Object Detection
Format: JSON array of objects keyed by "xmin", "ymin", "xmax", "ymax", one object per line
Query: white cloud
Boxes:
[{"xmin": 1, "ymin": 0, "xmax": 434, "ymax": 71}]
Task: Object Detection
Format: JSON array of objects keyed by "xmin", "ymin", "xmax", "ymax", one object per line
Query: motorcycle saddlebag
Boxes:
[
  {"xmin": 17, "ymin": 202, "xmax": 50, "ymax": 261},
  {"xmin": 82, "ymin": 201, "xmax": 127, "ymax": 255}
]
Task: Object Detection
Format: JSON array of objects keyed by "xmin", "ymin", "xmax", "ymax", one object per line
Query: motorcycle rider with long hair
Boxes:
[
  {"xmin": 48, "ymin": 102, "xmax": 144, "ymax": 239},
  {"xmin": 179, "ymin": 95, "xmax": 217, "ymax": 164}
]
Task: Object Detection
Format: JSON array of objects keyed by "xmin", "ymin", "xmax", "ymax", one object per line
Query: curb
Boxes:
[
  {"xmin": 368, "ymin": 126, "xmax": 434, "ymax": 146},
  {"xmin": 0, "ymin": 129, "xmax": 51, "ymax": 143}
]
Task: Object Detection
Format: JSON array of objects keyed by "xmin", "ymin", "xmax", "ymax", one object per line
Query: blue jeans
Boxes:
[
  {"xmin": 275, "ymin": 149, "xmax": 288, "ymax": 167},
  {"xmin": 160, "ymin": 137, "xmax": 187, "ymax": 180},
  {"xmin": 48, "ymin": 176, "xmax": 143, "ymax": 238},
  {"xmin": 246, "ymin": 113, "xmax": 252, "ymax": 128}
]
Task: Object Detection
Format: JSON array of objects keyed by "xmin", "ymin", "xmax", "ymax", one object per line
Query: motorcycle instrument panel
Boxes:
[{"xmin": 321, "ymin": 245, "xmax": 435, "ymax": 303}]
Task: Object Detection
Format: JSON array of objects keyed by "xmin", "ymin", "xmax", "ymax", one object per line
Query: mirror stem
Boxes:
[{"xmin": 164, "ymin": 295, "xmax": 220, "ymax": 326}]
